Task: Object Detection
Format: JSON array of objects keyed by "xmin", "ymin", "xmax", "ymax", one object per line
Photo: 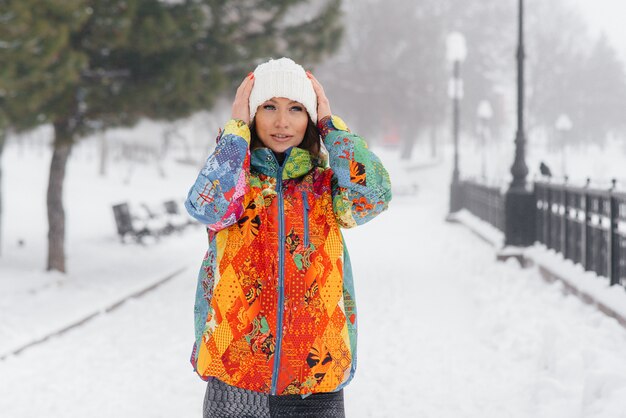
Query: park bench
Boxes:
[
  {"xmin": 112, "ymin": 200, "xmax": 193, "ymax": 243},
  {"xmin": 163, "ymin": 200, "xmax": 191, "ymax": 231},
  {"xmin": 112, "ymin": 202, "xmax": 153, "ymax": 243}
]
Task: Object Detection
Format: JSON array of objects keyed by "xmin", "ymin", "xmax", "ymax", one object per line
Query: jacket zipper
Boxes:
[
  {"xmin": 302, "ymin": 191, "xmax": 310, "ymax": 247},
  {"xmin": 271, "ymin": 168, "xmax": 286, "ymax": 395}
]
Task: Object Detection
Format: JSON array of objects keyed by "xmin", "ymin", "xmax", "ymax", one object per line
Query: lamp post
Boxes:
[
  {"xmin": 555, "ymin": 113, "xmax": 573, "ymax": 178},
  {"xmin": 503, "ymin": 0, "xmax": 536, "ymax": 248},
  {"xmin": 446, "ymin": 32, "xmax": 467, "ymax": 215},
  {"xmin": 477, "ymin": 100, "xmax": 493, "ymax": 181}
]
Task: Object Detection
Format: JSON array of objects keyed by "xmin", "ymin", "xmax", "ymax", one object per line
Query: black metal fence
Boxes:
[
  {"xmin": 459, "ymin": 180, "xmax": 505, "ymax": 231},
  {"xmin": 459, "ymin": 179, "xmax": 626, "ymax": 288}
]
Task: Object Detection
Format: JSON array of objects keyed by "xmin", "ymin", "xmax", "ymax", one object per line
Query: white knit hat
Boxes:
[{"xmin": 249, "ymin": 57, "xmax": 317, "ymax": 122}]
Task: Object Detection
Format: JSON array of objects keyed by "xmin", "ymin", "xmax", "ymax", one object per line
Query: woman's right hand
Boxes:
[{"xmin": 231, "ymin": 72, "xmax": 255, "ymax": 124}]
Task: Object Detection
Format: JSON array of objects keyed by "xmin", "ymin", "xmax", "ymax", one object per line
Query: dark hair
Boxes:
[{"xmin": 250, "ymin": 117, "xmax": 321, "ymax": 159}]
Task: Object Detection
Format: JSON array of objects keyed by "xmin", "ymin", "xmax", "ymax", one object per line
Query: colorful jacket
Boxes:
[{"xmin": 185, "ymin": 115, "xmax": 391, "ymax": 395}]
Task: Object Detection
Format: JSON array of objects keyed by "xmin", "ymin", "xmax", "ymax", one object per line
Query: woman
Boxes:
[{"xmin": 185, "ymin": 57, "xmax": 392, "ymax": 417}]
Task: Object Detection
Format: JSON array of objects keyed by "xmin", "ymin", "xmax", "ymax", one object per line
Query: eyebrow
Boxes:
[{"xmin": 267, "ymin": 99, "xmax": 301, "ymax": 104}]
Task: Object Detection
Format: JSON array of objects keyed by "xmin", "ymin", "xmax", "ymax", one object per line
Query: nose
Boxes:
[{"xmin": 274, "ymin": 109, "xmax": 289, "ymax": 128}]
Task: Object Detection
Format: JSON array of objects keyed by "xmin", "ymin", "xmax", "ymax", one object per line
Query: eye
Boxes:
[
  {"xmin": 262, "ymin": 104, "xmax": 276, "ymax": 110},
  {"xmin": 290, "ymin": 105, "xmax": 304, "ymax": 112}
]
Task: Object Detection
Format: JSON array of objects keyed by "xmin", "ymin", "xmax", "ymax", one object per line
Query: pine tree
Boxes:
[
  {"xmin": 0, "ymin": 1, "xmax": 82, "ymax": 257},
  {"xmin": 2, "ymin": 0, "xmax": 343, "ymax": 272}
]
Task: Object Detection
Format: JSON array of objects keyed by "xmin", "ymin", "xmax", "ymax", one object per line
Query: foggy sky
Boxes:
[{"xmin": 572, "ymin": 0, "xmax": 626, "ymax": 60}]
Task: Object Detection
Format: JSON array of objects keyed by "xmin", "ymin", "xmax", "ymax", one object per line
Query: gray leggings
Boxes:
[{"xmin": 203, "ymin": 377, "xmax": 346, "ymax": 418}]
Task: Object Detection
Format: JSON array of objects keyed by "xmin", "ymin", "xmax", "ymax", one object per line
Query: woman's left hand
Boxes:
[{"xmin": 306, "ymin": 71, "xmax": 332, "ymax": 123}]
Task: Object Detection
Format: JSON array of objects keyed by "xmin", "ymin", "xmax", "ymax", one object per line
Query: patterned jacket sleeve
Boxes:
[
  {"xmin": 185, "ymin": 119, "xmax": 251, "ymax": 231},
  {"xmin": 319, "ymin": 115, "xmax": 392, "ymax": 228}
]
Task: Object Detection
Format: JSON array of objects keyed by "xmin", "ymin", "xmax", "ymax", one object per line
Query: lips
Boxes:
[{"xmin": 270, "ymin": 134, "xmax": 293, "ymax": 142}]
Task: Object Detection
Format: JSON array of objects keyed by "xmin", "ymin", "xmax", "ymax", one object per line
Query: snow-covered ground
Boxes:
[
  {"xmin": 2, "ymin": 125, "xmax": 626, "ymax": 417},
  {"xmin": 0, "ymin": 127, "xmax": 208, "ymax": 359}
]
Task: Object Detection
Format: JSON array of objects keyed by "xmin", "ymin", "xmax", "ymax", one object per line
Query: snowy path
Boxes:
[
  {"xmin": 2, "ymin": 161, "xmax": 626, "ymax": 417},
  {"xmin": 344, "ymin": 162, "xmax": 626, "ymax": 418},
  {"xmin": 0, "ymin": 260, "xmax": 206, "ymax": 417}
]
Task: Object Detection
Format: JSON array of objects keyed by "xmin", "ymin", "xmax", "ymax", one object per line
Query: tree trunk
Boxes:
[
  {"xmin": 47, "ymin": 121, "xmax": 73, "ymax": 272},
  {"xmin": 0, "ymin": 130, "xmax": 5, "ymax": 257},
  {"xmin": 400, "ymin": 126, "xmax": 416, "ymax": 161}
]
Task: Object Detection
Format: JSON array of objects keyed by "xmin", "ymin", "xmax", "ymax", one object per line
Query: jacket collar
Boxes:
[{"xmin": 251, "ymin": 147, "xmax": 320, "ymax": 180}]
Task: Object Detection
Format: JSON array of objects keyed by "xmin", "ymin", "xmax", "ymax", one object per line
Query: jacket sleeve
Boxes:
[
  {"xmin": 319, "ymin": 115, "xmax": 392, "ymax": 228},
  {"xmin": 184, "ymin": 119, "xmax": 251, "ymax": 231}
]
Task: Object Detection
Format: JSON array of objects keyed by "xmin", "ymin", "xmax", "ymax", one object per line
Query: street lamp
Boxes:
[
  {"xmin": 555, "ymin": 113, "xmax": 573, "ymax": 178},
  {"xmin": 446, "ymin": 32, "xmax": 467, "ymax": 215},
  {"xmin": 503, "ymin": 0, "xmax": 536, "ymax": 248},
  {"xmin": 477, "ymin": 100, "xmax": 493, "ymax": 181}
]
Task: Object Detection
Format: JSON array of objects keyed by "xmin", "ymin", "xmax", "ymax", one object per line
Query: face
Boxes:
[{"xmin": 254, "ymin": 97, "xmax": 309, "ymax": 154}]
